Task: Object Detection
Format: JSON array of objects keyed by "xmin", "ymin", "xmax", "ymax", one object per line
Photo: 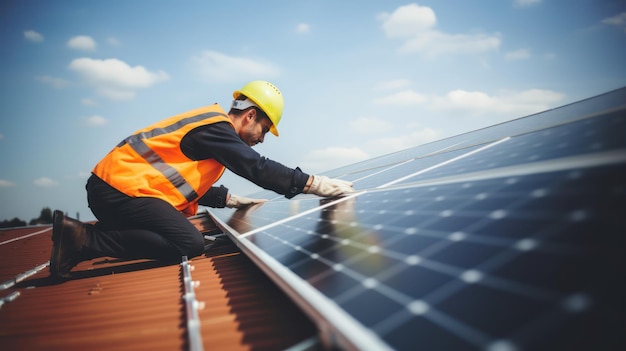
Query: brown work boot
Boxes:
[{"xmin": 49, "ymin": 210, "xmax": 88, "ymax": 278}]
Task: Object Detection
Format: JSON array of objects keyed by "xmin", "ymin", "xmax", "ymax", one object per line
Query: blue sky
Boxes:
[{"xmin": 1, "ymin": 0, "xmax": 625, "ymax": 222}]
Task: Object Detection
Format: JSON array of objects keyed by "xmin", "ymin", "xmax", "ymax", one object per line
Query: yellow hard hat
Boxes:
[{"xmin": 233, "ymin": 80, "xmax": 284, "ymax": 136}]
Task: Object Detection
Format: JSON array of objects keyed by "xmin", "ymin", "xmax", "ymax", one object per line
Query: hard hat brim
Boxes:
[{"xmin": 269, "ymin": 124, "xmax": 279, "ymax": 137}]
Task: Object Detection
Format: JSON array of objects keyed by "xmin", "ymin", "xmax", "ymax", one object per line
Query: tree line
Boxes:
[{"xmin": 0, "ymin": 207, "xmax": 55, "ymax": 228}]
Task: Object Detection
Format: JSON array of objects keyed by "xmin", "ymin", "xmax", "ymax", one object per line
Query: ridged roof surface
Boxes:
[{"xmin": 0, "ymin": 213, "xmax": 317, "ymax": 350}]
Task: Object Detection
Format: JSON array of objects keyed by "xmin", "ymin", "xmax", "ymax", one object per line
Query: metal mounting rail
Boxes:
[
  {"xmin": 0, "ymin": 291, "xmax": 20, "ymax": 310},
  {"xmin": 0, "ymin": 261, "xmax": 50, "ymax": 290},
  {"xmin": 181, "ymin": 256, "xmax": 203, "ymax": 351}
]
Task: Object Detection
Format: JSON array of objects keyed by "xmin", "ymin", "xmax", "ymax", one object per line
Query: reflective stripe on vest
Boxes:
[{"xmin": 118, "ymin": 111, "xmax": 227, "ymax": 203}]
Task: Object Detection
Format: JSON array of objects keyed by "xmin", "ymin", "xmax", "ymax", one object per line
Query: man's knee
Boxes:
[{"xmin": 178, "ymin": 233, "xmax": 204, "ymax": 258}]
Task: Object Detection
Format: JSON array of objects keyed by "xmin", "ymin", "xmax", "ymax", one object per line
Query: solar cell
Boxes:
[{"xmin": 208, "ymin": 87, "xmax": 626, "ymax": 350}]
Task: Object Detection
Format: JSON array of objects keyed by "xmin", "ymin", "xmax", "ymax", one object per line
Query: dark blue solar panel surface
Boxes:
[{"xmin": 209, "ymin": 87, "xmax": 626, "ymax": 350}]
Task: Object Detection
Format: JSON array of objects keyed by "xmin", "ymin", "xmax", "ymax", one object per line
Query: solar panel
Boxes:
[{"xmin": 207, "ymin": 87, "xmax": 626, "ymax": 350}]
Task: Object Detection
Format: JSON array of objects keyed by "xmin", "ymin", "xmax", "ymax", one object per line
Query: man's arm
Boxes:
[
  {"xmin": 197, "ymin": 185, "xmax": 229, "ymax": 208},
  {"xmin": 181, "ymin": 122, "xmax": 309, "ymax": 198}
]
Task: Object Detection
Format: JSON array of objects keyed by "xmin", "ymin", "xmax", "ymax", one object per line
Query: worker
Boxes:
[{"xmin": 49, "ymin": 80, "xmax": 354, "ymax": 278}]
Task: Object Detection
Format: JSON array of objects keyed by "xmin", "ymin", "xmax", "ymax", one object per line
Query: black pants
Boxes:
[{"xmin": 84, "ymin": 174, "xmax": 204, "ymax": 260}]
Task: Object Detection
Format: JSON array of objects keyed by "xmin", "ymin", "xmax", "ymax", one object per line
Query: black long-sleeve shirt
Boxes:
[{"xmin": 181, "ymin": 121, "xmax": 310, "ymax": 207}]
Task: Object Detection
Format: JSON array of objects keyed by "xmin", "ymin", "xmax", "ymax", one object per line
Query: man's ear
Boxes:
[{"xmin": 247, "ymin": 109, "xmax": 256, "ymax": 120}]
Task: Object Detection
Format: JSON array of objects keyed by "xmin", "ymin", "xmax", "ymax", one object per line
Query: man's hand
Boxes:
[
  {"xmin": 305, "ymin": 175, "xmax": 355, "ymax": 198},
  {"xmin": 226, "ymin": 194, "xmax": 268, "ymax": 208}
]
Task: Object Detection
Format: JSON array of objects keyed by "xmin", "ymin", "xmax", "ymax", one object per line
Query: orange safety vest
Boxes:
[{"xmin": 93, "ymin": 104, "xmax": 232, "ymax": 216}]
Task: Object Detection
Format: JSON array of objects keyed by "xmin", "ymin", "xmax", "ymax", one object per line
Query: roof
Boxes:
[{"xmin": 0, "ymin": 213, "xmax": 317, "ymax": 350}]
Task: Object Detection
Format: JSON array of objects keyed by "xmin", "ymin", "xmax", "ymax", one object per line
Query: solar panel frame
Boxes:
[{"xmin": 208, "ymin": 193, "xmax": 394, "ymax": 351}]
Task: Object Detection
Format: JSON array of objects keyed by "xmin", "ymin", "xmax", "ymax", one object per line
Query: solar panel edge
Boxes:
[
  {"xmin": 207, "ymin": 209, "xmax": 394, "ymax": 351},
  {"xmin": 375, "ymin": 148, "xmax": 626, "ymax": 192},
  {"xmin": 318, "ymin": 87, "xmax": 626, "ymax": 180},
  {"xmin": 424, "ymin": 86, "xmax": 626, "ymax": 151}
]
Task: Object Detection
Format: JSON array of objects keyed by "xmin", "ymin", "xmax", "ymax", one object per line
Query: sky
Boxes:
[{"xmin": 1, "ymin": 0, "xmax": 625, "ymax": 223}]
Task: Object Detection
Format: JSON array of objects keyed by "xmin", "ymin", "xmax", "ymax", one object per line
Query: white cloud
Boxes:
[
  {"xmin": 296, "ymin": 23, "xmax": 311, "ymax": 33},
  {"xmin": 37, "ymin": 75, "xmax": 71, "ymax": 89},
  {"xmin": 190, "ymin": 50, "xmax": 280, "ymax": 83},
  {"xmin": 505, "ymin": 49, "xmax": 531, "ymax": 60},
  {"xmin": 434, "ymin": 90, "xmax": 496, "ymax": 112},
  {"xmin": 373, "ymin": 88, "xmax": 564, "ymax": 118},
  {"xmin": 69, "ymin": 57, "xmax": 169, "ymax": 100},
  {"xmin": 366, "ymin": 126, "xmax": 442, "ymax": 156},
  {"xmin": 514, "ymin": 0, "xmax": 541, "ymax": 7},
  {"xmin": 0, "ymin": 179, "xmax": 15, "ymax": 187},
  {"xmin": 602, "ymin": 12, "xmax": 626, "ymax": 31},
  {"xmin": 0, "ymin": 133, "xmax": 3, "ymax": 140},
  {"xmin": 378, "ymin": 3, "xmax": 436, "ymax": 38},
  {"xmin": 373, "ymin": 90, "xmax": 426, "ymax": 106},
  {"xmin": 24, "ymin": 30, "xmax": 44, "ymax": 42},
  {"xmin": 378, "ymin": 3, "xmax": 500, "ymax": 58},
  {"xmin": 84, "ymin": 115, "xmax": 108, "ymax": 127},
  {"xmin": 349, "ymin": 117, "xmax": 393, "ymax": 134},
  {"xmin": 376, "ymin": 79, "xmax": 412, "ymax": 91},
  {"xmin": 34, "ymin": 177, "xmax": 59, "ymax": 187},
  {"xmin": 430, "ymin": 89, "xmax": 564, "ymax": 116},
  {"xmin": 302, "ymin": 147, "xmax": 370, "ymax": 173},
  {"xmin": 67, "ymin": 35, "xmax": 97, "ymax": 51}
]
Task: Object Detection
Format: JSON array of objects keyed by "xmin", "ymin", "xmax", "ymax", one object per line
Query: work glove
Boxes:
[
  {"xmin": 226, "ymin": 194, "xmax": 268, "ymax": 208},
  {"xmin": 305, "ymin": 175, "xmax": 355, "ymax": 198}
]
